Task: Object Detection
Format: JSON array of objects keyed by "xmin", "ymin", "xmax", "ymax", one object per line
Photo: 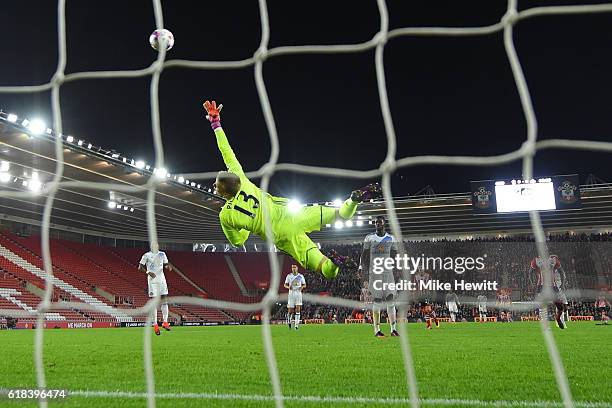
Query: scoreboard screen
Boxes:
[
  {"xmin": 494, "ymin": 180, "xmax": 556, "ymax": 212},
  {"xmin": 470, "ymin": 175, "xmax": 581, "ymax": 214}
]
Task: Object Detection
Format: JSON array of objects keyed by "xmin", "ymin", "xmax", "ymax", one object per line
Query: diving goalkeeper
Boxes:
[{"xmin": 203, "ymin": 100, "xmax": 381, "ymax": 279}]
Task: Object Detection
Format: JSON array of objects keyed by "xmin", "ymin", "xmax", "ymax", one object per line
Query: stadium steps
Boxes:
[
  {"xmin": 0, "ymin": 239, "xmax": 113, "ymax": 322},
  {"xmin": 0, "ymin": 287, "xmax": 65, "ymax": 320},
  {"xmin": 224, "ymin": 255, "xmax": 250, "ymax": 296},
  {"xmin": 0, "ymin": 233, "xmax": 121, "ymax": 322},
  {"xmin": 0, "ymin": 272, "xmax": 93, "ymax": 322},
  {"xmin": 0, "ymin": 242, "xmax": 132, "ymax": 322},
  {"xmin": 0, "ymin": 233, "xmax": 112, "ymax": 304}
]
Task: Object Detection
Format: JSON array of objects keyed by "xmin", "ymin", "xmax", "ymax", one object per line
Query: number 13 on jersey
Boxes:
[{"xmin": 232, "ymin": 191, "xmax": 259, "ymax": 218}]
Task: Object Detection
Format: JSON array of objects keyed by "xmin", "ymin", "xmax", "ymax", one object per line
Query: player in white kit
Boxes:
[
  {"xmin": 477, "ymin": 294, "xmax": 488, "ymax": 323},
  {"xmin": 139, "ymin": 242, "xmax": 173, "ymax": 336},
  {"xmin": 360, "ymin": 216, "xmax": 399, "ymax": 337},
  {"xmin": 284, "ymin": 264, "xmax": 306, "ymax": 330},
  {"xmin": 445, "ymin": 292, "xmax": 459, "ymax": 323}
]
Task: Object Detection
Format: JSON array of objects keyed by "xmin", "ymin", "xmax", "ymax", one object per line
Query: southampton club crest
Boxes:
[
  {"xmin": 558, "ymin": 180, "xmax": 577, "ymax": 203},
  {"xmin": 473, "ymin": 186, "xmax": 493, "ymax": 209}
]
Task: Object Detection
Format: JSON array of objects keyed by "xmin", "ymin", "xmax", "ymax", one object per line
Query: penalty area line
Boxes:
[{"xmin": 68, "ymin": 390, "xmax": 612, "ymax": 407}]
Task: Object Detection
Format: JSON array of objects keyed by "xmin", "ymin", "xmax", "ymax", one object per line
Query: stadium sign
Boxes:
[
  {"xmin": 181, "ymin": 321, "xmax": 242, "ymax": 326},
  {"xmin": 470, "ymin": 174, "xmax": 582, "ymax": 214}
]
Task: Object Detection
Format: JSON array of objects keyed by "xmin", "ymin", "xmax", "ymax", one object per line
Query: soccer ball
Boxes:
[{"xmin": 149, "ymin": 29, "xmax": 174, "ymax": 51}]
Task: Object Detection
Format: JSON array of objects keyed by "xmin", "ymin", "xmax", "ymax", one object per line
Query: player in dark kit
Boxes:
[
  {"xmin": 530, "ymin": 255, "xmax": 568, "ymax": 329},
  {"xmin": 421, "ymin": 302, "xmax": 439, "ymax": 330},
  {"xmin": 595, "ymin": 296, "xmax": 610, "ymax": 324}
]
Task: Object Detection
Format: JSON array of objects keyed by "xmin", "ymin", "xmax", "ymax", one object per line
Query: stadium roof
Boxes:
[
  {"xmin": 1, "ymin": 111, "xmax": 612, "ymax": 244},
  {"xmin": 0, "ymin": 112, "xmax": 226, "ymax": 243}
]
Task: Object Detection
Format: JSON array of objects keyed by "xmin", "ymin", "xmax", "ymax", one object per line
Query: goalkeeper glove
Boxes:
[{"xmin": 203, "ymin": 100, "xmax": 223, "ymax": 129}]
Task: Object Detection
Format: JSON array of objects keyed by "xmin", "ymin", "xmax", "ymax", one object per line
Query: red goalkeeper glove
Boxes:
[{"xmin": 203, "ymin": 100, "xmax": 223, "ymax": 129}]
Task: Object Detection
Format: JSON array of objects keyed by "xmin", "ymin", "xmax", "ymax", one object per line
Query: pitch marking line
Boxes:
[{"xmin": 67, "ymin": 390, "xmax": 612, "ymax": 407}]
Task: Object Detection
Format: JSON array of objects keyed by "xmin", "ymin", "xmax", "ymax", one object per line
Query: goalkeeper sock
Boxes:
[
  {"xmin": 306, "ymin": 248, "xmax": 338, "ymax": 279},
  {"xmin": 161, "ymin": 304, "xmax": 169, "ymax": 323},
  {"xmin": 295, "ymin": 313, "xmax": 300, "ymax": 329},
  {"xmin": 387, "ymin": 305, "xmax": 397, "ymax": 331},
  {"xmin": 321, "ymin": 259, "xmax": 339, "ymax": 279},
  {"xmin": 339, "ymin": 198, "xmax": 358, "ymax": 220}
]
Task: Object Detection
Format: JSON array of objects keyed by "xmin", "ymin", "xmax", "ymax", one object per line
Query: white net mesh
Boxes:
[{"xmin": 1, "ymin": 1, "xmax": 612, "ymax": 407}]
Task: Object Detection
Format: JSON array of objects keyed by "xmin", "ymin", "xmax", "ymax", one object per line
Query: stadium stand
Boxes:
[
  {"xmin": 0, "ymin": 273, "xmax": 67, "ymax": 323},
  {"xmin": 1, "ymin": 228, "xmax": 610, "ymax": 325},
  {"xmin": 229, "ymin": 252, "xmax": 284, "ymax": 295},
  {"xmin": 57, "ymin": 241, "xmax": 215, "ymax": 322},
  {"xmin": 0, "ymin": 233, "xmax": 235, "ymax": 323},
  {"xmin": 112, "ymin": 248, "xmax": 238, "ymax": 322},
  {"xmin": 163, "ymin": 251, "xmax": 254, "ymax": 304},
  {"xmin": 0, "ymin": 232, "xmax": 122, "ymax": 322}
]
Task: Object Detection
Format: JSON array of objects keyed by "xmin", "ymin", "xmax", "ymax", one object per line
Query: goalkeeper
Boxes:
[{"xmin": 203, "ymin": 100, "xmax": 381, "ymax": 279}]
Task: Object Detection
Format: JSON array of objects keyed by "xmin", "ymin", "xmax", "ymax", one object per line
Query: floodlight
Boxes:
[
  {"xmin": 154, "ymin": 168, "xmax": 168, "ymax": 179},
  {"xmin": 29, "ymin": 180, "xmax": 42, "ymax": 192},
  {"xmin": 28, "ymin": 119, "xmax": 46, "ymax": 135},
  {"xmin": 287, "ymin": 199, "xmax": 303, "ymax": 213}
]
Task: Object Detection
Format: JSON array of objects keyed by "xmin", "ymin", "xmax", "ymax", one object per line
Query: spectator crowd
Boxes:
[{"xmin": 273, "ymin": 232, "xmax": 611, "ymax": 322}]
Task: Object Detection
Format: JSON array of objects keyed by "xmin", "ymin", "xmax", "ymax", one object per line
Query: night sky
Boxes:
[{"xmin": 1, "ymin": 0, "xmax": 612, "ymax": 203}]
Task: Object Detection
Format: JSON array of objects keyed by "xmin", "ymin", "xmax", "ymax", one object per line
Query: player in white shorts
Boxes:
[
  {"xmin": 360, "ymin": 216, "xmax": 398, "ymax": 337},
  {"xmin": 477, "ymin": 294, "xmax": 488, "ymax": 323},
  {"xmin": 445, "ymin": 292, "xmax": 459, "ymax": 322},
  {"xmin": 284, "ymin": 264, "xmax": 306, "ymax": 330},
  {"xmin": 139, "ymin": 242, "xmax": 173, "ymax": 336}
]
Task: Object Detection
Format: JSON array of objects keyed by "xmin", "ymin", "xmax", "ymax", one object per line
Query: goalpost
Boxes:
[{"xmin": 2, "ymin": 1, "xmax": 612, "ymax": 407}]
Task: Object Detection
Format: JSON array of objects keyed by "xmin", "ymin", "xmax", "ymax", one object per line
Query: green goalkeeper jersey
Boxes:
[{"xmin": 215, "ymin": 127, "xmax": 286, "ymax": 246}]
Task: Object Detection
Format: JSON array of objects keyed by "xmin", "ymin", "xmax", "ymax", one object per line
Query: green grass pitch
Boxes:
[{"xmin": 0, "ymin": 322, "xmax": 610, "ymax": 407}]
